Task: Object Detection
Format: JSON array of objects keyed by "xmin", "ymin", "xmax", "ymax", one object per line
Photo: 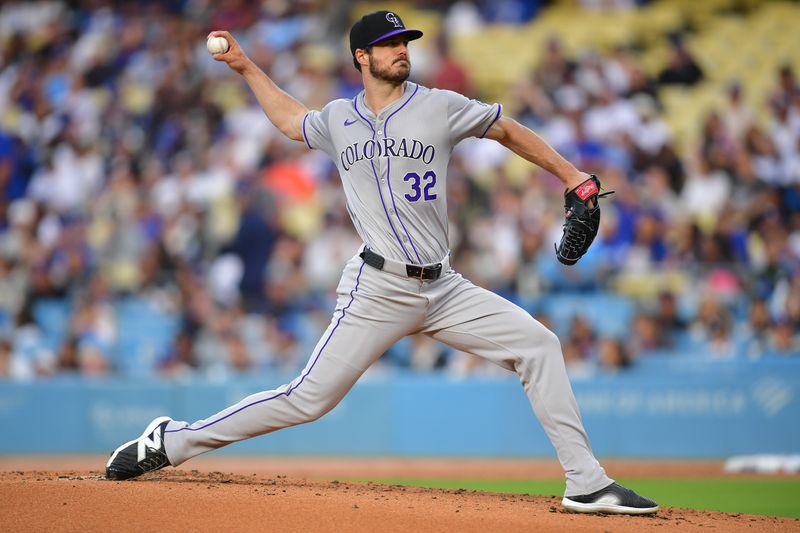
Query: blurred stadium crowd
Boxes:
[{"xmin": 0, "ymin": 0, "xmax": 798, "ymax": 381}]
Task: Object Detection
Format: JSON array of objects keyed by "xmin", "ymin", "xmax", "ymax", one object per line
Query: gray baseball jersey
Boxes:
[
  {"xmin": 302, "ymin": 82, "xmax": 501, "ymax": 264},
  {"xmin": 159, "ymin": 82, "xmax": 612, "ymax": 497}
]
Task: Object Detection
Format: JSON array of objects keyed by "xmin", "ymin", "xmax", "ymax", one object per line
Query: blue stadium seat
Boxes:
[
  {"xmin": 32, "ymin": 299, "xmax": 71, "ymax": 351},
  {"xmin": 539, "ymin": 293, "xmax": 636, "ymax": 338},
  {"xmin": 112, "ymin": 298, "xmax": 179, "ymax": 377}
]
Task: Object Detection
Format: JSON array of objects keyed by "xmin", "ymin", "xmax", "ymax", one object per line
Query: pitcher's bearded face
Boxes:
[{"xmin": 367, "ymin": 36, "xmax": 411, "ymax": 84}]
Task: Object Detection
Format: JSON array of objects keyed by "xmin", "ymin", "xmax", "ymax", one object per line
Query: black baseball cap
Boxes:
[{"xmin": 349, "ymin": 10, "xmax": 423, "ymax": 57}]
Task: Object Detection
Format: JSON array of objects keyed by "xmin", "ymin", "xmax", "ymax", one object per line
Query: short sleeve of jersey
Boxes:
[
  {"xmin": 443, "ymin": 90, "xmax": 502, "ymax": 145},
  {"xmin": 302, "ymin": 102, "xmax": 336, "ymax": 156}
]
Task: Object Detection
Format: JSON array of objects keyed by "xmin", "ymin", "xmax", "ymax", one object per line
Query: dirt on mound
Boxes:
[{"xmin": 1, "ymin": 469, "xmax": 798, "ymax": 533}]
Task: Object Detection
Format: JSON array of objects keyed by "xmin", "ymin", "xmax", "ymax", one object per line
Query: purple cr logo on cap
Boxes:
[{"xmin": 348, "ymin": 11, "xmax": 423, "ymax": 59}]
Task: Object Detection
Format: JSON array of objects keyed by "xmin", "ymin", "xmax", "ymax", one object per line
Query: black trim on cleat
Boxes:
[{"xmin": 105, "ymin": 416, "xmax": 172, "ymax": 481}]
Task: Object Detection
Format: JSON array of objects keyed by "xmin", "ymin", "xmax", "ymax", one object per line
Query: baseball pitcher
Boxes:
[{"xmin": 106, "ymin": 10, "xmax": 657, "ymax": 515}]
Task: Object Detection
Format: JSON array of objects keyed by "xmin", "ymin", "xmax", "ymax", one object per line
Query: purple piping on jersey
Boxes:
[
  {"xmin": 479, "ymin": 103, "xmax": 503, "ymax": 138},
  {"xmin": 353, "ymin": 95, "xmax": 413, "ymax": 262},
  {"xmin": 301, "ymin": 113, "xmax": 312, "ymax": 149},
  {"xmin": 383, "ymin": 83, "xmax": 422, "ymax": 263},
  {"xmin": 165, "ymin": 262, "xmax": 366, "ymax": 435}
]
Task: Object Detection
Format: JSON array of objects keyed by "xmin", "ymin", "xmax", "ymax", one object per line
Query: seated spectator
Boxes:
[
  {"xmin": 631, "ymin": 95, "xmax": 671, "ymax": 156},
  {"xmin": 766, "ymin": 318, "xmax": 800, "ymax": 356},
  {"xmin": 783, "ymin": 271, "xmax": 800, "ymax": 325},
  {"xmin": 56, "ymin": 336, "xmax": 81, "ymax": 375},
  {"xmin": 681, "ymin": 155, "xmax": 732, "ymax": 228},
  {"xmin": 535, "ymin": 35, "xmax": 576, "ymax": 98},
  {"xmin": 409, "ymin": 335, "xmax": 449, "ymax": 372},
  {"xmin": 11, "ymin": 301, "xmax": 55, "ymax": 377},
  {"xmin": 562, "ymin": 338, "xmax": 594, "ymax": 379},
  {"xmin": 634, "ymin": 142, "xmax": 686, "ymax": 194},
  {"xmin": 628, "ymin": 312, "xmax": 670, "ymax": 355},
  {"xmin": 621, "ymin": 211, "xmax": 667, "ymax": 273},
  {"xmin": 706, "ymin": 315, "xmax": 737, "ymax": 359},
  {"xmin": 0, "ymin": 256, "xmax": 27, "ymax": 320},
  {"xmin": 597, "ymin": 338, "xmax": 632, "ymax": 373},
  {"xmin": 624, "ymin": 57, "xmax": 660, "ymax": 102},
  {"xmin": 429, "ymin": 34, "xmax": 473, "ymax": 96},
  {"xmin": 443, "ymin": 0, "xmax": 486, "ymax": 36},
  {"xmin": 744, "ymin": 124, "xmax": 782, "ymax": 184},
  {"xmin": 655, "ymin": 291, "xmax": 687, "ymax": 340},
  {"xmin": 0, "ymin": 338, "xmax": 19, "ymax": 379},
  {"xmin": 740, "ymin": 298, "xmax": 772, "ymax": 358},
  {"xmin": 77, "ymin": 339, "xmax": 110, "ymax": 377},
  {"xmin": 769, "ymin": 64, "xmax": 800, "ymax": 109},
  {"xmin": 224, "ymin": 184, "xmax": 279, "ymax": 314},
  {"xmin": 582, "ymin": 89, "xmax": 639, "ymax": 143},
  {"xmin": 700, "ymin": 111, "xmax": 738, "ymax": 174},
  {"xmin": 568, "ymin": 315, "xmax": 597, "ymax": 358},
  {"xmin": 768, "ymin": 99, "xmax": 800, "ymax": 185},
  {"xmin": 225, "ymin": 333, "xmax": 251, "ymax": 374},
  {"xmin": 658, "ymin": 34, "xmax": 703, "ymax": 86},
  {"xmin": 689, "ymin": 294, "xmax": 736, "ymax": 352},
  {"xmin": 158, "ymin": 330, "xmax": 199, "ymax": 378},
  {"xmin": 55, "ymin": 334, "xmax": 109, "ymax": 377},
  {"xmin": 69, "ymin": 289, "xmax": 116, "ymax": 364},
  {"xmin": 723, "ymin": 81, "xmax": 755, "ymax": 142}
]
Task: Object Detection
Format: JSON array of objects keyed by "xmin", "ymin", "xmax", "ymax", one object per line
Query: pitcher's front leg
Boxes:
[{"xmin": 163, "ymin": 260, "xmax": 423, "ymax": 466}]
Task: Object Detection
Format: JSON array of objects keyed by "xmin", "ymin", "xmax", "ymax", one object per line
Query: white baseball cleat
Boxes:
[
  {"xmin": 562, "ymin": 482, "xmax": 659, "ymax": 514},
  {"xmin": 105, "ymin": 416, "xmax": 173, "ymax": 480}
]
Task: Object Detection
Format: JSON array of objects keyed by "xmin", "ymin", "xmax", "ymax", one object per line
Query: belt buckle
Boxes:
[{"xmin": 421, "ymin": 263, "xmax": 442, "ymax": 281}]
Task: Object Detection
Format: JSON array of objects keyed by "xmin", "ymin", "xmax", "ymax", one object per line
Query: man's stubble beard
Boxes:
[{"xmin": 368, "ymin": 57, "xmax": 410, "ymax": 84}]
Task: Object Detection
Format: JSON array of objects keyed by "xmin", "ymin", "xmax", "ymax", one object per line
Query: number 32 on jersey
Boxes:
[{"xmin": 403, "ymin": 170, "xmax": 437, "ymax": 202}]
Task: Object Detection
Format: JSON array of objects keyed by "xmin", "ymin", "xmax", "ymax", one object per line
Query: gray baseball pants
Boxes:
[{"xmin": 163, "ymin": 249, "xmax": 612, "ymax": 496}]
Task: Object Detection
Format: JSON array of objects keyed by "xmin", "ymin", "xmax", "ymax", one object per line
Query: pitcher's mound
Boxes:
[{"xmin": 2, "ymin": 470, "xmax": 798, "ymax": 532}]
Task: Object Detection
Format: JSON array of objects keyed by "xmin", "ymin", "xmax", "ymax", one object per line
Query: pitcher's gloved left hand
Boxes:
[{"xmin": 555, "ymin": 175, "xmax": 614, "ymax": 266}]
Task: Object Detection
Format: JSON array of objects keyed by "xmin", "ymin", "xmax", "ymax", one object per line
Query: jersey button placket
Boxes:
[
  {"xmin": 377, "ymin": 122, "xmax": 387, "ymax": 185},
  {"xmin": 376, "ymin": 119, "xmax": 401, "ymax": 253}
]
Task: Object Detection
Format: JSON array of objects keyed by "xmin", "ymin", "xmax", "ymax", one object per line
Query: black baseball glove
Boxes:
[{"xmin": 555, "ymin": 175, "xmax": 613, "ymax": 265}]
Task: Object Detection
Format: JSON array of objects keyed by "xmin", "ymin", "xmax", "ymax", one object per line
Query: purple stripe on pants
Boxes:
[{"xmin": 165, "ymin": 261, "xmax": 366, "ymax": 434}]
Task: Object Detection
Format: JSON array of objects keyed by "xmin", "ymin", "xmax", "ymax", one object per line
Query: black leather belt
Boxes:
[{"xmin": 360, "ymin": 248, "xmax": 444, "ymax": 281}]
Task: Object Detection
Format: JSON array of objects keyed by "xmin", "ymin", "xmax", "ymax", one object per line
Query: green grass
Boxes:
[{"xmin": 352, "ymin": 477, "xmax": 800, "ymax": 518}]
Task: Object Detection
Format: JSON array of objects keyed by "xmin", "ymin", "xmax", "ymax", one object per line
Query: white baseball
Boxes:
[{"xmin": 207, "ymin": 36, "xmax": 229, "ymax": 55}]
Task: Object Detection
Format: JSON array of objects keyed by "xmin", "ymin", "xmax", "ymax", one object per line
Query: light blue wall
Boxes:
[{"xmin": 0, "ymin": 358, "xmax": 798, "ymax": 457}]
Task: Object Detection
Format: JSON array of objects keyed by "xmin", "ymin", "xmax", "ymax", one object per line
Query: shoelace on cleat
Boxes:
[{"xmin": 139, "ymin": 451, "xmax": 168, "ymax": 472}]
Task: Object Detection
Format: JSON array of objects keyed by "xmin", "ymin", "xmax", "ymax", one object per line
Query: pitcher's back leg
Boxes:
[{"xmin": 422, "ymin": 273, "xmax": 611, "ymax": 496}]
